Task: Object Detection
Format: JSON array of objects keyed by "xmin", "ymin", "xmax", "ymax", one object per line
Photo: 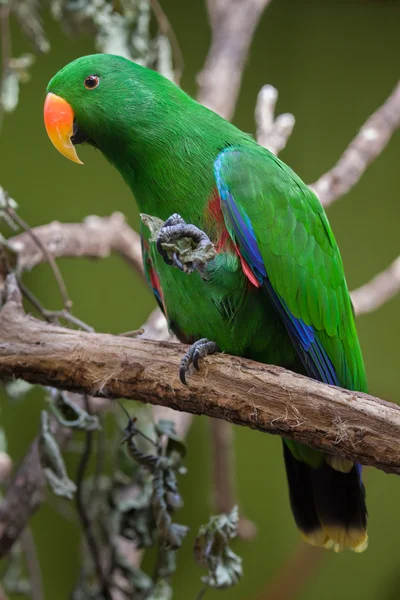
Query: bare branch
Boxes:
[
  {"xmin": 0, "ymin": 453, "xmax": 12, "ymax": 483},
  {"xmin": 351, "ymin": 255, "xmax": 400, "ymax": 315},
  {"xmin": 9, "ymin": 212, "xmax": 144, "ymax": 282},
  {"xmin": 0, "ymin": 439, "xmax": 45, "ymax": 559},
  {"xmin": 208, "ymin": 419, "xmax": 257, "ymax": 540},
  {"xmin": 0, "ymin": 0, "xmax": 12, "ymax": 129},
  {"xmin": 310, "ymin": 81, "xmax": 400, "ymax": 207},
  {"xmin": 255, "ymin": 85, "xmax": 295, "ymax": 155},
  {"xmin": 255, "ymin": 542, "xmax": 324, "ymax": 600},
  {"xmin": 20, "ymin": 528, "xmax": 44, "ymax": 600},
  {"xmin": 150, "ymin": 0, "xmax": 184, "ymax": 85},
  {"xmin": 197, "ymin": 0, "xmax": 273, "ymax": 118},
  {"xmin": 5, "ymin": 202, "xmax": 73, "ymax": 310},
  {"xmin": 75, "ymin": 397, "xmax": 112, "ymax": 600},
  {"xmin": 0, "ymin": 285, "xmax": 399, "ymax": 478},
  {"xmin": 209, "ymin": 419, "xmax": 237, "ymax": 516},
  {"xmin": 0, "ymin": 584, "xmax": 8, "ymax": 600}
]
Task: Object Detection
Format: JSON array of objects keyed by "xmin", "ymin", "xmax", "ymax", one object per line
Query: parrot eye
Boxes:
[{"xmin": 84, "ymin": 75, "xmax": 100, "ymax": 90}]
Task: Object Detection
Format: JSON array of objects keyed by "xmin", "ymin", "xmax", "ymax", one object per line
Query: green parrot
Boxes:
[{"xmin": 44, "ymin": 54, "xmax": 368, "ymax": 552}]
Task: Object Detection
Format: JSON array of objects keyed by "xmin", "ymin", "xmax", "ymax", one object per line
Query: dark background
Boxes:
[{"xmin": 1, "ymin": 0, "xmax": 400, "ymax": 598}]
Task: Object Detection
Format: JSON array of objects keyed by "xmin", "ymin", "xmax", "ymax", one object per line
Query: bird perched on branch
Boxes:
[{"xmin": 44, "ymin": 54, "xmax": 368, "ymax": 552}]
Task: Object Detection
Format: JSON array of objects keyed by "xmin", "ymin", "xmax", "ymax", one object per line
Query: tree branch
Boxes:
[
  {"xmin": 309, "ymin": 81, "xmax": 400, "ymax": 207},
  {"xmin": 197, "ymin": 0, "xmax": 273, "ymax": 119},
  {"xmin": 0, "ymin": 393, "xmax": 110, "ymax": 559},
  {"xmin": 0, "ymin": 440, "xmax": 45, "ymax": 559},
  {"xmin": 20, "ymin": 528, "xmax": 44, "ymax": 600},
  {"xmin": 251, "ymin": 81, "xmax": 400, "ymax": 315},
  {"xmin": 8, "ymin": 212, "xmax": 145, "ymax": 283},
  {"xmin": 255, "ymin": 84, "xmax": 295, "ymax": 155},
  {"xmin": 255, "ymin": 542, "xmax": 325, "ymax": 600},
  {"xmin": 350, "ymin": 255, "xmax": 400, "ymax": 315},
  {"xmin": 0, "ymin": 279, "xmax": 399, "ymax": 478},
  {"xmin": 208, "ymin": 419, "xmax": 257, "ymax": 540}
]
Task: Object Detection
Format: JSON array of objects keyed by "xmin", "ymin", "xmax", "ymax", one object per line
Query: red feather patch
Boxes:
[
  {"xmin": 205, "ymin": 189, "xmax": 260, "ymax": 288},
  {"xmin": 149, "ymin": 266, "xmax": 163, "ymax": 300},
  {"xmin": 233, "ymin": 242, "xmax": 261, "ymax": 288},
  {"xmin": 206, "ymin": 189, "xmax": 225, "ymax": 223}
]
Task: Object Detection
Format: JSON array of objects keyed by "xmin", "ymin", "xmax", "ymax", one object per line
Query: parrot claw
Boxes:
[
  {"xmin": 179, "ymin": 338, "xmax": 219, "ymax": 385},
  {"xmin": 157, "ymin": 213, "xmax": 214, "ymax": 275}
]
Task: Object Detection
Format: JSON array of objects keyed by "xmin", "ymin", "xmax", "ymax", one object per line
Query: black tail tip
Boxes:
[{"xmin": 283, "ymin": 441, "xmax": 368, "ymax": 552}]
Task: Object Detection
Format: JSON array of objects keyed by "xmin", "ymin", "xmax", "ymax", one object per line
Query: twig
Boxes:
[
  {"xmin": 0, "ymin": 394, "xmax": 109, "ymax": 559},
  {"xmin": 120, "ymin": 328, "xmax": 145, "ymax": 337},
  {"xmin": 197, "ymin": 0, "xmax": 273, "ymax": 119},
  {"xmin": 209, "ymin": 419, "xmax": 236, "ymax": 515},
  {"xmin": 18, "ymin": 278, "xmax": 94, "ymax": 332},
  {"xmin": 0, "ymin": 282, "xmax": 399, "ymax": 476},
  {"xmin": 5, "ymin": 202, "xmax": 72, "ymax": 310},
  {"xmin": 9, "ymin": 212, "xmax": 145, "ymax": 283},
  {"xmin": 94, "ymin": 415, "xmax": 106, "ymax": 494},
  {"xmin": 208, "ymin": 420, "xmax": 256, "ymax": 541},
  {"xmin": 0, "ymin": 439, "xmax": 46, "ymax": 560},
  {"xmin": 196, "ymin": 585, "xmax": 209, "ymax": 600},
  {"xmin": 0, "ymin": 451, "xmax": 13, "ymax": 484},
  {"xmin": 17, "ymin": 277, "xmax": 53, "ymax": 321},
  {"xmin": 150, "ymin": 0, "xmax": 184, "ymax": 85},
  {"xmin": 0, "ymin": 1, "xmax": 11, "ymax": 75},
  {"xmin": 75, "ymin": 396, "xmax": 112, "ymax": 600},
  {"xmin": 256, "ymin": 542, "xmax": 325, "ymax": 600},
  {"xmin": 42, "ymin": 309, "xmax": 94, "ymax": 332},
  {"xmin": 255, "ymin": 85, "xmax": 295, "ymax": 155},
  {"xmin": 20, "ymin": 528, "xmax": 44, "ymax": 600},
  {"xmin": 0, "ymin": 0, "xmax": 12, "ymax": 129},
  {"xmin": 309, "ymin": 81, "xmax": 400, "ymax": 207},
  {"xmin": 351, "ymin": 255, "xmax": 400, "ymax": 316}
]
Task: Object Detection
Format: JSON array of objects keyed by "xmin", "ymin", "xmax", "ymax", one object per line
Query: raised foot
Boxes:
[
  {"xmin": 179, "ymin": 338, "xmax": 219, "ymax": 385},
  {"xmin": 156, "ymin": 213, "xmax": 215, "ymax": 275}
]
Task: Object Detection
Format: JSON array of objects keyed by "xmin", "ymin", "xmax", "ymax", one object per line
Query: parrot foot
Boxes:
[
  {"xmin": 157, "ymin": 213, "xmax": 215, "ymax": 275},
  {"xmin": 179, "ymin": 338, "xmax": 219, "ymax": 385}
]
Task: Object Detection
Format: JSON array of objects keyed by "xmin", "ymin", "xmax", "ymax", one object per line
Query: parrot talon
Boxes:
[
  {"xmin": 179, "ymin": 338, "xmax": 219, "ymax": 385},
  {"xmin": 172, "ymin": 252, "xmax": 185, "ymax": 271},
  {"xmin": 157, "ymin": 213, "xmax": 213, "ymax": 274},
  {"xmin": 156, "ymin": 214, "xmax": 185, "ymax": 265}
]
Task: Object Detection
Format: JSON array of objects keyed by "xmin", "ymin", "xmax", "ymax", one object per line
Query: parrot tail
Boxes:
[{"xmin": 283, "ymin": 441, "xmax": 368, "ymax": 552}]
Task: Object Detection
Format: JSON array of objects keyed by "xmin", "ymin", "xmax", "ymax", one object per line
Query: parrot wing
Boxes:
[{"xmin": 214, "ymin": 146, "xmax": 366, "ymax": 393}]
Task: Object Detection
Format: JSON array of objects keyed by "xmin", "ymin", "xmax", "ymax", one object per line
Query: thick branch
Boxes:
[
  {"xmin": 310, "ymin": 81, "xmax": 400, "ymax": 207},
  {"xmin": 0, "ymin": 291, "xmax": 399, "ymax": 477},
  {"xmin": 197, "ymin": 0, "xmax": 272, "ymax": 118}
]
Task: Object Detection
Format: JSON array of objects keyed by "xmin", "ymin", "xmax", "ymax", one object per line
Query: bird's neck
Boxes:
[
  {"xmin": 101, "ymin": 102, "xmax": 248, "ymax": 223},
  {"xmin": 109, "ymin": 137, "xmax": 216, "ymax": 223}
]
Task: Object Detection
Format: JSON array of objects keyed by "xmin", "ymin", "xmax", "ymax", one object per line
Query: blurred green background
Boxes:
[{"xmin": 1, "ymin": 0, "xmax": 400, "ymax": 598}]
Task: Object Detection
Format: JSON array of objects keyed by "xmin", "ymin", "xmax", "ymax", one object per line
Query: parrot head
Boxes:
[{"xmin": 44, "ymin": 53, "xmax": 181, "ymax": 166}]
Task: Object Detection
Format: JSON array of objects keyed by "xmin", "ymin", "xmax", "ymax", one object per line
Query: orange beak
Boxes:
[{"xmin": 44, "ymin": 93, "xmax": 83, "ymax": 165}]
